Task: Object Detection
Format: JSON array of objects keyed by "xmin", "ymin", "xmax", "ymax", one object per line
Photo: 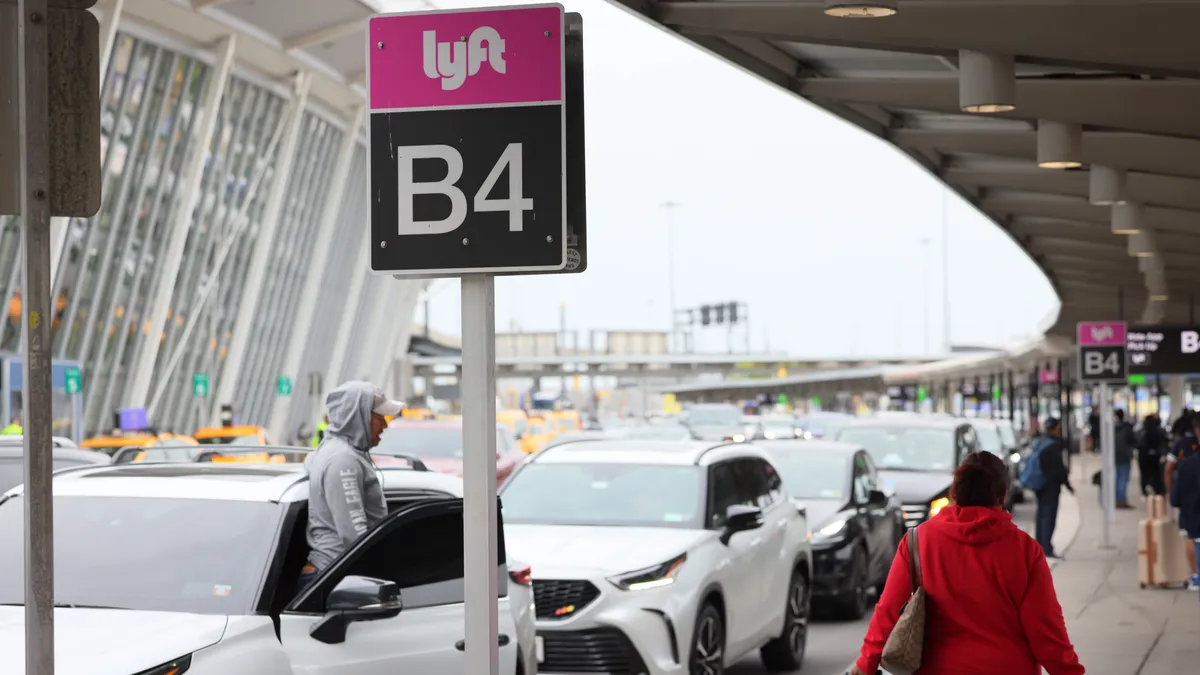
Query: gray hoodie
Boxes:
[{"xmin": 304, "ymin": 381, "xmax": 388, "ymax": 569}]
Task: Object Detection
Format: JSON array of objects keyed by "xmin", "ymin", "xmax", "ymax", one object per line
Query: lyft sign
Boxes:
[
  {"xmin": 368, "ymin": 4, "xmax": 569, "ymax": 276},
  {"xmin": 1078, "ymin": 321, "xmax": 1127, "ymax": 382}
]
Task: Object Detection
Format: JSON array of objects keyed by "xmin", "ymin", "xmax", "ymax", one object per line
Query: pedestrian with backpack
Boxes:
[{"xmin": 1022, "ymin": 417, "xmax": 1074, "ymax": 559}]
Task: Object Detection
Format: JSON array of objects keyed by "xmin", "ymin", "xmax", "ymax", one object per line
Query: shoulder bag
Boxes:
[{"xmin": 879, "ymin": 526, "xmax": 926, "ymax": 675}]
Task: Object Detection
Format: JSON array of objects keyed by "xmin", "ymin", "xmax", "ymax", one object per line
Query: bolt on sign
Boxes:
[{"xmin": 368, "ymin": 4, "xmax": 572, "ymax": 276}]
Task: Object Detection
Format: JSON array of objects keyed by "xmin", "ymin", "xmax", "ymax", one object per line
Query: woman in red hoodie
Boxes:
[{"xmin": 850, "ymin": 451, "xmax": 1085, "ymax": 675}]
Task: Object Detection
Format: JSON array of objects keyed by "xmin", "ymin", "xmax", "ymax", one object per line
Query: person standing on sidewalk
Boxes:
[
  {"xmin": 1023, "ymin": 417, "xmax": 1074, "ymax": 559},
  {"xmin": 1137, "ymin": 413, "xmax": 1168, "ymax": 497},
  {"xmin": 1113, "ymin": 410, "xmax": 1137, "ymax": 509},
  {"xmin": 1166, "ymin": 411, "xmax": 1199, "ymax": 590},
  {"xmin": 850, "ymin": 451, "xmax": 1085, "ymax": 675},
  {"xmin": 1170, "ymin": 428, "xmax": 1200, "ymax": 599}
]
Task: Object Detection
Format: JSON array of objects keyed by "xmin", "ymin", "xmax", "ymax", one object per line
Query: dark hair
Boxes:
[
  {"xmin": 1114, "ymin": 409, "xmax": 1125, "ymax": 421},
  {"xmin": 950, "ymin": 451, "xmax": 1009, "ymax": 508}
]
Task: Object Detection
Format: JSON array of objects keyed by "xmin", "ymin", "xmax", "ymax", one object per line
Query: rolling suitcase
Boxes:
[{"xmin": 1138, "ymin": 495, "xmax": 1192, "ymax": 588}]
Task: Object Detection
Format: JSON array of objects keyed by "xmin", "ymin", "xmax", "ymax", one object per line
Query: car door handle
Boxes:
[{"xmin": 455, "ymin": 634, "xmax": 511, "ymax": 651}]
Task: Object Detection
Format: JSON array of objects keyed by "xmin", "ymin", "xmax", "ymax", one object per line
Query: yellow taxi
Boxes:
[
  {"xmin": 193, "ymin": 425, "xmax": 270, "ymax": 446},
  {"xmin": 519, "ymin": 415, "xmax": 557, "ymax": 454},
  {"xmin": 547, "ymin": 409, "xmax": 582, "ymax": 434},
  {"xmin": 81, "ymin": 431, "xmax": 196, "ymax": 457}
]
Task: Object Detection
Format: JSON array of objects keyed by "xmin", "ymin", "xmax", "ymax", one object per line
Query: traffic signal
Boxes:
[
  {"xmin": 700, "ymin": 305, "xmax": 711, "ymax": 325},
  {"xmin": 728, "ymin": 302, "xmax": 738, "ymax": 323},
  {"xmin": 714, "ymin": 303, "xmax": 726, "ymax": 324}
]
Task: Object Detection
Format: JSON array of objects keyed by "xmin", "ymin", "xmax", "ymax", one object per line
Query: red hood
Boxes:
[{"xmin": 926, "ymin": 505, "xmax": 1015, "ymax": 546}]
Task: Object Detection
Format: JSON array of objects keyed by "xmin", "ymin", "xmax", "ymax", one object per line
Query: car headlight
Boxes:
[
  {"xmin": 135, "ymin": 655, "xmax": 192, "ymax": 675},
  {"xmin": 929, "ymin": 496, "xmax": 950, "ymax": 518},
  {"xmin": 607, "ymin": 553, "xmax": 687, "ymax": 591},
  {"xmin": 1010, "ymin": 452, "xmax": 1022, "ymax": 464},
  {"xmin": 815, "ymin": 519, "xmax": 847, "ymax": 541}
]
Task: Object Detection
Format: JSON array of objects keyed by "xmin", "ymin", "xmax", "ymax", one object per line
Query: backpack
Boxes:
[{"xmin": 1021, "ymin": 436, "xmax": 1054, "ymax": 491}]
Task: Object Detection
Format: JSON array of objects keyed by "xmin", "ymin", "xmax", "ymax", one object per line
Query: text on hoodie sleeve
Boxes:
[{"xmin": 322, "ymin": 453, "xmax": 373, "ymax": 551}]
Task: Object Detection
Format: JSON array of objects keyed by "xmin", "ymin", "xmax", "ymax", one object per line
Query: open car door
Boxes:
[{"xmin": 278, "ymin": 498, "xmax": 517, "ymax": 675}]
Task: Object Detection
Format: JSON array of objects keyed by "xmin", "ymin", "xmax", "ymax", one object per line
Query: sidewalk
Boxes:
[{"xmin": 1049, "ymin": 453, "xmax": 1199, "ymax": 675}]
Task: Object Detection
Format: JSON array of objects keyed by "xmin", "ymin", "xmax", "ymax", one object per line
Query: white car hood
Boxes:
[
  {"xmin": 0, "ymin": 607, "xmax": 227, "ymax": 674},
  {"xmin": 505, "ymin": 524, "xmax": 709, "ymax": 576}
]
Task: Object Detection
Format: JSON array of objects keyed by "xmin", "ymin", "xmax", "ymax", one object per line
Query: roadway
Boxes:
[{"xmin": 730, "ymin": 498, "xmax": 1040, "ymax": 675}]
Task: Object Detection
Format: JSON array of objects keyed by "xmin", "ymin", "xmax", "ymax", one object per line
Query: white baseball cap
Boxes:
[{"xmin": 372, "ymin": 389, "xmax": 405, "ymax": 417}]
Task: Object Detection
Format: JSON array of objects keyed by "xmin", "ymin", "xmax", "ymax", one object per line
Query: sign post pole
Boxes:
[
  {"xmin": 1098, "ymin": 382, "xmax": 1116, "ymax": 546},
  {"xmin": 17, "ymin": 2, "xmax": 55, "ymax": 672},
  {"xmin": 1077, "ymin": 320, "xmax": 1127, "ymax": 549},
  {"xmin": 461, "ymin": 274, "xmax": 499, "ymax": 675}
]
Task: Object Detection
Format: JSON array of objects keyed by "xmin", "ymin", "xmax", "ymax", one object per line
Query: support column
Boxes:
[
  {"xmin": 211, "ymin": 71, "xmax": 311, "ymax": 423},
  {"xmin": 125, "ymin": 34, "xmax": 236, "ymax": 408},
  {"xmin": 267, "ymin": 105, "xmax": 362, "ymax": 440},
  {"xmin": 1166, "ymin": 374, "xmax": 1186, "ymax": 422},
  {"xmin": 323, "ymin": 245, "xmax": 373, "ymax": 392}
]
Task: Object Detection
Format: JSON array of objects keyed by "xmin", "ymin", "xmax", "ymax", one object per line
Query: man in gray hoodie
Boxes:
[{"xmin": 298, "ymin": 381, "xmax": 404, "ymax": 590}]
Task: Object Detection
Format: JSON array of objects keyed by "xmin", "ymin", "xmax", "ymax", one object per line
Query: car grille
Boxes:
[
  {"xmin": 539, "ymin": 627, "xmax": 648, "ymax": 673},
  {"xmin": 901, "ymin": 505, "xmax": 929, "ymax": 528},
  {"xmin": 533, "ymin": 579, "xmax": 601, "ymax": 620}
]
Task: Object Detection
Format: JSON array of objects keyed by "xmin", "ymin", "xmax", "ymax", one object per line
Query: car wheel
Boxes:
[
  {"xmin": 689, "ymin": 602, "xmax": 725, "ymax": 675},
  {"xmin": 760, "ymin": 570, "xmax": 808, "ymax": 671},
  {"xmin": 838, "ymin": 546, "xmax": 869, "ymax": 620}
]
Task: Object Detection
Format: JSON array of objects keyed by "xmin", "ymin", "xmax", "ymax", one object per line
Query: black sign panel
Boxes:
[
  {"xmin": 1126, "ymin": 325, "xmax": 1200, "ymax": 375},
  {"xmin": 1079, "ymin": 345, "xmax": 1127, "ymax": 382},
  {"xmin": 370, "ymin": 104, "xmax": 564, "ymax": 274}
]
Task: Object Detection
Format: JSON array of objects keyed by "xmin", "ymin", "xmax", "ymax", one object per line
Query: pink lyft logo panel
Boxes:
[
  {"xmin": 369, "ymin": 4, "xmax": 564, "ymax": 110},
  {"xmin": 1076, "ymin": 321, "xmax": 1127, "ymax": 347}
]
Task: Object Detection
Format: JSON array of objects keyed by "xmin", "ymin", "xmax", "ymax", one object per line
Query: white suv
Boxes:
[
  {"xmin": 0, "ymin": 457, "xmax": 537, "ymax": 675},
  {"xmin": 501, "ymin": 440, "xmax": 812, "ymax": 674}
]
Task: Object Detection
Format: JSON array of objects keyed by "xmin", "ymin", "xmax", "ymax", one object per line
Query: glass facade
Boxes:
[{"xmin": 0, "ymin": 30, "xmax": 420, "ymax": 440}]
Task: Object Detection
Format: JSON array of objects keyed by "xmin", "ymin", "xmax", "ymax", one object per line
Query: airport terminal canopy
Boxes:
[{"xmin": 616, "ymin": 0, "xmax": 1200, "ymax": 334}]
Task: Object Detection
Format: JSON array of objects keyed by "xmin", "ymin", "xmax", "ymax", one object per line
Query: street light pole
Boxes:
[
  {"xmin": 941, "ymin": 187, "xmax": 951, "ymax": 354},
  {"xmin": 660, "ymin": 201, "xmax": 680, "ymax": 351},
  {"xmin": 921, "ymin": 237, "xmax": 931, "ymax": 355}
]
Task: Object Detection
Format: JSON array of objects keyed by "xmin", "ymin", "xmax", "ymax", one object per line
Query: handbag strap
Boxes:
[{"xmin": 907, "ymin": 526, "xmax": 923, "ymax": 590}]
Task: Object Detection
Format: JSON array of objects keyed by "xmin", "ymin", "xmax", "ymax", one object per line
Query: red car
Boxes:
[{"xmin": 371, "ymin": 420, "xmax": 525, "ymax": 486}]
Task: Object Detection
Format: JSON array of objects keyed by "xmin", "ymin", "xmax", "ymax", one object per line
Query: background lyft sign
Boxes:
[
  {"xmin": 369, "ymin": 5, "xmax": 563, "ymax": 109},
  {"xmin": 1077, "ymin": 321, "xmax": 1127, "ymax": 346}
]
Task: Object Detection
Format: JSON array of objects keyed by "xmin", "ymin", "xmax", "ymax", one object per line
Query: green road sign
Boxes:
[
  {"xmin": 193, "ymin": 373, "xmax": 209, "ymax": 398},
  {"xmin": 1128, "ymin": 374, "xmax": 1147, "ymax": 385},
  {"xmin": 992, "ymin": 384, "xmax": 1002, "ymax": 400},
  {"xmin": 277, "ymin": 376, "xmax": 293, "ymax": 397},
  {"xmin": 64, "ymin": 366, "xmax": 82, "ymax": 395},
  {"xmin": 916, "ymin": 386, "xmax": 928, "ymax": 402},
  {"xmin": 777, "ymin": 393, "xmax": 789, "ymax": 405}
]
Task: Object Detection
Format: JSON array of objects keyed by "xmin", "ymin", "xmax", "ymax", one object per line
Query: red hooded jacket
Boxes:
[{"xmin": 856, "ymin": 505, "xmax": 1084, "ymax": 675}]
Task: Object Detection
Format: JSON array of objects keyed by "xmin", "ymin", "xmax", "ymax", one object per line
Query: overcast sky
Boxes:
[{"xmin": 381, "ymin": 0, "xmax": 1058, "ymax": 358}]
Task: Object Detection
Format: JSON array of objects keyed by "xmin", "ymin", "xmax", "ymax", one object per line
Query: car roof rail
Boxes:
[
  {"xmin": 369, "ymin": 452, "xmax": 429, "ymax": 472},
  {"xmin": 194, "ymin": 446, "xmax": 311, "ymax": 463}
]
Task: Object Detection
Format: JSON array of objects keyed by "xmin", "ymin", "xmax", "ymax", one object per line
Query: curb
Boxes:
[{"xmin": 1058, "ymin": 488, "xmax": 1084, "ymax": 556}]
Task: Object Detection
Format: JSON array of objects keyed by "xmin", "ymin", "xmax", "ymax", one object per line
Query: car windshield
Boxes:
[
  {"xmin": 798, "ymin": 415, "xmax": 850, "ymax": 438},
  {"xmin": 765, "ymin": 451, "xmax": 849, "ymax": 501},
  {"xmin": 687, "ymin": 407, "xmax": 741, "ymax": 427},
  {"xmin": 501, "ymin": 463, "xmax": 704, "ymax": 528},
  {"xmin": 624, "ymin": 425, "xmax": 692, "ymax": 440},
  {"xmin": 974, "ymin": 426, "xmax": 1004, "ymax": 454},
  {"xmin": 836, "ymin": 426, "xmax": 956, "ymax": 472},
  {"xmin": 376, "ymin": 426, "xmax": 463, "ymax": 459},
  {"xmin": 0, "ymin": 495, "xmax": 278, "ymax": 614}
]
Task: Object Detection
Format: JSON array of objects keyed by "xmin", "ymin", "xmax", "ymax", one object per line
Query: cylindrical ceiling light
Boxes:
[
  {"xmin": 1127, "ymin": 229, "xmax": 1156, "ymax": 257},
  {"xmin": 1138, "ymin": 255, "xmax": 1159, "ymax": 273},
  {"xmin": 1111, "ymin": 202, "xmax": 1143, "ymax": 235},
  {"xmin": 1150, "ymin": 294, "xmax": 1170, "ymax": 302},
  {"xmin": 823, "ymin": 0, "xmax": 898, "ymax": 17},
  {"xmin": 959, "ymin": 51, "xmax": 1016, "ymax": 113},
  {"xmin": 1089, "ymin": 165, "xmax": 1128, "ymax": 206},
  {"xmin": 1037, "ymin": 120, "xmax": 1083, "ymax": 169}
]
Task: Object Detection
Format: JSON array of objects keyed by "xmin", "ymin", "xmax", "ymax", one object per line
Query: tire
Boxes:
[
  {"xmin": 689, "ymin": 602, "xmax": 726, "ymax": 675},
  {"xmin": 836, "ymin": 546, "xmax": 869, "ymax": 620},
  {"xmin": 760, "ymin": 570, "xmax": 808, "ymax": 671}
]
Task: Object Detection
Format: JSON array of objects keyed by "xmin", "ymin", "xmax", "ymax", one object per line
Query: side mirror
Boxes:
[
  {"xmin": 720, "ymin": 504, "xmax": 764, "ymax": 545},
  {"xmin": 867, "ymin": 489, "xmax": 888, "ymax": 505},
  {"xmin": 310, "ymin": 576, "xmax": 403, "ymax": 645}
]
